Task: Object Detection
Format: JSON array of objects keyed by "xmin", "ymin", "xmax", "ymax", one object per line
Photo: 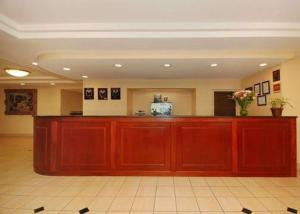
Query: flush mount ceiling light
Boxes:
[
  {"xmin": 5, "ymin": 69, "xmax": 30, "ymax": 77},
  {"xmin": 50, "ymin": 82, "xmax": 55, "ymax": 86},
  {"xmin": 210, "ymin": 63, "xmax": 218, "ymax": 67},
  {"xmin": 20, "ymin": 83, "xmax": 26, "ymax": 86},
  {"xmin": 114, "ymin": 64, "xmax": 122, "ymax": 68},
  {"xmin": 63, "ymin": 67, "xmax": 71, "ymax": 71},
  {"xmin": 259, "ymin": 63, "xmax": 268, "ymax": 67},
  {"xmin": 82, "ymin": 75, "xmax": 88, "ymax": 79},
  {"xmin": 32, "ymin": 62, "xmax": 38, "ymax": 66},
  {"xmin": 163, "ymin": 63, "xmax": 171, "ymax": 67}
]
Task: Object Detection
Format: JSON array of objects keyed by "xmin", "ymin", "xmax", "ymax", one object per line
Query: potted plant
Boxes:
[{"xmin": 270, "ymin": 97, "xmax": 293, "ymax": 117}]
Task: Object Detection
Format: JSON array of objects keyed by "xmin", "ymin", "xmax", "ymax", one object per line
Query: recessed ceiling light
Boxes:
[
  {"xmin": 63, "ymin": 67, "xmax": 71, "ymax": 71},
  {"xmin": 259, "ymin": 63, "xmax": 267, "ymax": 67},
  {"xmin": 50, "ymin": 82, "xmax": 55, "ymax": 86},
  {"xmin": 82, "ymin": 75, "xmax": 88, "ymax": 79},
  {"xmin": 210, "ymin": 63, "xmax": 218, "ymax": 67},
  {"xmin": 114, "ymin": 64, "xmax": 122, "ymax": 68},
  {"xmin": 20, "ymin": 83, "xmax": 26, "ymax": 86},
  {"xmin": 32, "ymin": 62, "xmax": 38, "ymax": 66},
  {"xmin": 5, "ymin": 69, "xmax": 30, "ymax": 77},
  {"xmin": 163, "ymin": 64, "xmax": 171, "ymax": 67}
]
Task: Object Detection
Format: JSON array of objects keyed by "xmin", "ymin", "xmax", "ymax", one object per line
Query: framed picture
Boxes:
[
  {"xmin": 245, "ymin": 86, "xmax": 253, "ymax": 91},
  {"xmin": 273, "ymin": 83, "xmax": 281, "ymax": 93},
  {"xmin": 257, "ymin": 95, "xmax": 267, "ymax": 106},
  {"xmin": 84, "ymin": 88, "xmax": 94, "ymax": 100},
  {"xmin": 273, "ymin": 69, "xmax": 280, "ymax": 82},
  {"xmin": 98, "ymin": 88, "xmax": 108, "ymax": 100},
  {"xmin": 4, "ymin": 89, "xmax": 37, "ymax": 115},
  {"xmin": 111, "ymin": 88, "xmax": 121, "ymax": 100},
  {"xmin": 254, "ymin": 83, "xmax": 261, "ymax": 95},
  {"xmin": 262, "ymin": 81, "xmax": 270, "ymax": 94}
]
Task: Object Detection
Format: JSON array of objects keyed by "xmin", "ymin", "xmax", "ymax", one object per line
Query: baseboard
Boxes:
[{"xmin": 0, "ymin": 134, "xmax": 33, "ymax": 137}]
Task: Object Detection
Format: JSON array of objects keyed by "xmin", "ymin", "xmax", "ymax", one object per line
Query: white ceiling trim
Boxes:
[{"xmin": 1, "ymin": 13, "xmax": 300, "ymax": 39}]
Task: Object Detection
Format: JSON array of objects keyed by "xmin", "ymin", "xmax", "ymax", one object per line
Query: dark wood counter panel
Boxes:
[{"xmin": 34, "ymin": 116, "xmax": 297, "ymax": 176}]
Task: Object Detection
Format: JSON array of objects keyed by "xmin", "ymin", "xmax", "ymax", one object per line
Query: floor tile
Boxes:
[
  {"xmin": 131, "ymin": 197, "xmax": 155, "ymax": 211},
  {"xmin": 217, "ymin": 197, "xmax": 243, "ymax": 211},
  {"xmin": 176, "ymin": 197, "xmax": 199, "ymax": 211},
  {"xmin": 109, "ymin": 197, "xmax": 135, "ymax": 211},
  {"xmin": 154, "ymin": 197, "xmax": 176, "ymax": 211},
  {"xmin": 196, "ymin": 197, "xmax": 222, "ymax": 211}
]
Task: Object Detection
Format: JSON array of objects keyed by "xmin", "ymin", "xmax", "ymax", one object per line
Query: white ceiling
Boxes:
[{"xmin": 0, "ymin": 0, "xmax": 300, "ymax": 83}]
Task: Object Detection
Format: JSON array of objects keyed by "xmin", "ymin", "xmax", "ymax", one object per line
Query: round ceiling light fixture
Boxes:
[
  {"xmin": 5, "ymin": 69, "xmax": 30, "ymax": 77},
  {"xmin": 114, "ymin": 64, "xmax": 123, "ymax": 68},
  {"xmin": 210, "ymin": 63, "xmax": 218, "ymax": 67},
  {"xmin": 82, "ymin": 75, "xmax": 88, "ymax": 79},
  {"xmin": 163, "ymin": 63, "xmax": 171, "ymax": 67},
  {"xmin": 32, "ymin": 62, "xmax": 38, "ymax": 66},
  {"xmin": 259, "ymin": 63, "xmax": 268, "ymax": 67}
]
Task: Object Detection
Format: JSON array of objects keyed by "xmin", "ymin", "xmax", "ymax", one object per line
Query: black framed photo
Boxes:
[
  {"xmin": 254, "ymin": 83, "xmax": 261, "ymax": 95},
  {"xmin": 84, "ymin": 88, "xmax": 94, "ymax": 100},
  {"xmin": 257, "ymin": 95, "xmax": 267, "ymax": 106},
  {"xmin": 262, "ymin": 81, "xmax": 270, "ymax": 94},
  {"xmin": 111, "ymin": 88, "xmax": 121, "ymax": 100},
  {"xmin": 273, "ymin": 69, "xmax": 280, "ymax": 82},
  {"xmin": 98, "ymin": 88, "xmax": 108, "ymax": 100},
  {"xmin": 245, "ymin": 86, "xmax": 253, "ymax": 91}
]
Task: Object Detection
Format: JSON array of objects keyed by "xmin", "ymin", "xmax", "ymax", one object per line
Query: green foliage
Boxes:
[{"xmin": 270, "ymin": 97, "xmax": 293, "ymax": 108}]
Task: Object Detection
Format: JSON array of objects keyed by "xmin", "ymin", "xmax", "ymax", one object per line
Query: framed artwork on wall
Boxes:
[
  {"xmin": 257, "ymin": 95, "xmax": 267, "ymax": 106},
  {"xmin": 273, "ymin": 83, "xmax": 281, "ymax": 93},
  {"xmin": 245, "ymin": 86, "xmax": 253, "ymax": 91},
  {"xmin": 84, "ymin": 88, "xmax": 94, "ymax": 100},
  {"xmin": 254, "ymin": 83, "xmax": 261, "ymax": 95},
  {"xmin": 4, "ymin": 89, "xmax": 37, "ymax": 115},
  {"xmin": 262, "ymin": 81, "xmax": 270, "ymax": 94},
  {"xmin": 98, "ymin": 88, "xmax": 108, "ymax": 100},
  {"xmin": 111, "ymin": 88, "xmax": 121, "ymax": 100},
  {"xmin": 273, "ymin": 69, "xmax": 280, "ymax": 82}
]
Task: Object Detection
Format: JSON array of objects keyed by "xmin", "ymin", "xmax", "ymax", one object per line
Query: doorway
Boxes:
[{"xmin": 214, "ymin": 91, "xmax": 236, "ymax": 116}]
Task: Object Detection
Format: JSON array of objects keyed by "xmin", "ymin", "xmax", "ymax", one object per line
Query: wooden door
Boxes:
[{"xmin": 214, "ymin": 91, "xmax": 236, "ymax": 116}]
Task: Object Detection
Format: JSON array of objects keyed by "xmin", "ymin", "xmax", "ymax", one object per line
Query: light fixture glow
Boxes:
[
  {"xmin": 63, "ymin": 67, "xmax": 71, "ymax": 71},
  {"xmin": 163, "ymin": 64, "xmax": 171, "ymax": 67},
  {"xmin": 32, "ymin": 62, "xmax": 38, "ymax": 66},
  {"xmin": 114, "ymin": 64, "xmax": 122, "ymax": 68},
  {"xmin": 259, "ymin": 63, "xmax": 267, "ymax": 67},
  {"xmin": 82, "ymin": 75, "xmax": 88, "ymax": 79},
  {"xmin": 5, "ymin": 69, "xmax": 30, "ymax": 77},
  {"xmin": 20, "ymin": 83, "xmax": 26, "ymax": 86},
  {"xmin": 210, "ymin": 63, "xmax": 218, "ymax": 67},
  {"xmin": 50, "ymin": 82, "xmax": 55, "ymax": 86}
]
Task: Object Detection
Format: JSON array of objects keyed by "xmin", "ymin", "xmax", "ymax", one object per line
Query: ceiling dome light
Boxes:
[
  {"xmin": 210, "ymin": 63, "xmax": 218, "ymax": 67},
  {"xmin": 163, "ymin": 64, "xmax": 171, "ymax": 67},
  {"xmin": 114, "ymin": 64, "xmax": 122, "ymax": 68},
  {"xmin": 63, "ymin": 67, "xmax": 71, "ymax": 71},
  {"xmin": 5, "ymin": 69, "xmax": 30, "ymax": 77},
  {"xmin": 50, "ymin": 82, "xmax": 55, "ymax": 86},
  {"xmin": 20, "ymin": 83, "xmax": 26, "ymax": 86},
  {"xmin": 32, "ymin": 62, "xmax": 38, "ymax": 66},
  {"xmin": 82, "ymin": 75, "xmax": 88, "ymax": 79},
  {"xmin": 259, "ymin": 63, "xmax": 267, "ymax": 67}
]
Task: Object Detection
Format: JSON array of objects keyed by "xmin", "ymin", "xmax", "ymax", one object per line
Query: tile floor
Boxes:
[{"xmin": 0, "ymin": 136, "xmax": 299, "ymax": 214}]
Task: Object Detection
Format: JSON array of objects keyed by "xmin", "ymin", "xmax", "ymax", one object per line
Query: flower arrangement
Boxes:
[{"xmin": 232, "ymin": 90, "xmax": 255, "ymax": 116}]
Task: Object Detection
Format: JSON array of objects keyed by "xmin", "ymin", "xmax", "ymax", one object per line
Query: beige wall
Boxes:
[
  {"xmin": 0, "ymin": 85, "xmax": 81, "ymax": 135},
  {"xmin": 61, "ymin": 90, "xmax": 83, "ymax": 115},
  {"xmin": 242, "ymin": 58, "xmax": 300, "ymax": 166},
  {"xmin": 128, "ymin": 88, "xmax": 196, "ymax": 116},
  {"xmin": 83, "ymin": 79, "xmax": 241, "ymax": 116}
]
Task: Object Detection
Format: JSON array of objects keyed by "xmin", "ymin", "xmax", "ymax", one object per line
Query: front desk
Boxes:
[{"xmin": 34, "ymin": 116, "xmax": 297, "ymax": 176}]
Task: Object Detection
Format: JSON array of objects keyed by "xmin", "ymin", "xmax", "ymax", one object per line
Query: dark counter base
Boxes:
[{"xmin": 34, "ymin": 116, "xmax": 297, "ymax": 176}]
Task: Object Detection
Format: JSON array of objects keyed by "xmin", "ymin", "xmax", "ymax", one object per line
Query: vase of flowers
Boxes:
[{"xmin": 232, "ymin": 90, "xmax": 255, "ymax": 116}]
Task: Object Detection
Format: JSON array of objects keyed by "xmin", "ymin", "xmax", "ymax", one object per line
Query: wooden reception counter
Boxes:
[{"xmin": 34, "ymin": 116, "xmax": 297, "ymax": 176}]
